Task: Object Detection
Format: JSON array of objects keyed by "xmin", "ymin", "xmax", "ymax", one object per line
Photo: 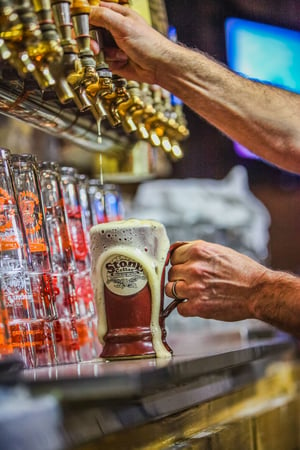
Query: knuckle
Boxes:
[
  {"xmin": 189, "ymin": 240, "xmax": 205, "ymax": 257},
  {"xmin": 189, "ymin": 265, "xmax": 202, "ymax": 278}
]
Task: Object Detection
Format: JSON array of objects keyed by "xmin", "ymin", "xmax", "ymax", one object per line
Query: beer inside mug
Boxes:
[{"xmin": 90, "ymin": 219, "xmax": 172, "ymax": 359}]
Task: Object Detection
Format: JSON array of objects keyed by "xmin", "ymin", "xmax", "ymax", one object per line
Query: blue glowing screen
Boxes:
[{"xmin": 225, "ymin": 18, "xmax": 300, "ymax": 159}]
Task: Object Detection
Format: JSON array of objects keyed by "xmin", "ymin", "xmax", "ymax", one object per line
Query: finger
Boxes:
[
  {"xmin": 106, "ymin": 60, "xmax": 131, "ymax": 77},
  {"xmin": 90, "ymin": 39, "xmax": 99, "ymax": 55},
  {"xmin": 177, "ymin": 301, "xmax": 202, "ymax": 318},
  {"xmin": 105, "ymin": 47, "xmax": 129, "ymax": 62},
  {"xmin": 107, "ymin": 60, "xmax": 130, "ymax": 75},
  {"xmin": 170, "ymin": 240, "xmax": 208, "ymax": 265},
  {"xmin": 165, "ymin": 280, "xmax": 186, "ymax": 300},
  {"xmin": 90, "ymin": 6, "xmax": 124, "ymax": 31},
  {"xmin": 170, "ymin": 242, "xmax": 192, "ymax": 265},
  {"xmin": 90, "ymin": 4, "xmax": 134, "ymax": 31},
  {"xmin": 177, "ymin": 298, "xmax": 214, "ymax": 318},
  {"xmin": 98, "ymin": 2, "xmax": 130, "ymax": 16},
  {"xmin": 167, "ymin": 263, "xmax": 189, "ymax": 282},
  {"xmin": 177, "ymin": 301, "xmax": 194, "ymax": 317}
]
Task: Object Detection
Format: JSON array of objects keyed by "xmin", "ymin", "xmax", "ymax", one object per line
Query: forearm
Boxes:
[
  {"xmin": 158, "ymin": 43, "xmax": 300, "ymax": 173},
  {"xmin": 89, "ymin": 3, "xmax": 300, "ymax": 173},
  {"xmin": 250, "ymin": 269, "xmax": 300, "ymax": 337}
]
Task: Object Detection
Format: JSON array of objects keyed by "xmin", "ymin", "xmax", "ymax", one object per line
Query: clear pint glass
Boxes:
[
  {"xmin": 0, "ymin": 279, "xmax": 13, "ymax": 359},
  {"xmin": 0, "ymin": 148, "xmax": 34, "ymax": 366},
  {"xmin": 11, "ymin": 154, "xmax": 52, "ymax": 273},
  {"xmin": 60, "ymin": 166, "xmax": 90, "ymax": 272},
  {"xmin": 39, "ymin": 161, "xmax": 76, "ymax": 275}
]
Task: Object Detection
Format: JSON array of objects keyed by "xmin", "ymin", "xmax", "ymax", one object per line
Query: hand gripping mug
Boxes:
[{"xmin": 90, "ymin": 219, "xmax": 183, "ymax": 359}]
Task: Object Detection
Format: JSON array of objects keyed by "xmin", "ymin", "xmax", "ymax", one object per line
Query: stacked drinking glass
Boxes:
[{"xmin": 0, "ymin": 148, "xmax": 124, "ymax": 368}]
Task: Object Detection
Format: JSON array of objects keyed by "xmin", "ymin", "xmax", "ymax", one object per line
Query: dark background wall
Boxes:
[{"xmin": 164, "ymin": 0, "xmax": 300, "ymax": 273}]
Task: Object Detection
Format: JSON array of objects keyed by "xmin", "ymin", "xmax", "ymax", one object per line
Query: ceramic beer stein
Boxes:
[{"xmin": 90, "ymin": 219, "xmax": 183, "ymax": 359}]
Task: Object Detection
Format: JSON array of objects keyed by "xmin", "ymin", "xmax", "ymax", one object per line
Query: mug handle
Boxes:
[{"xmin": 162, "ymin": 241, "xmax": 188, "ymax": 319}]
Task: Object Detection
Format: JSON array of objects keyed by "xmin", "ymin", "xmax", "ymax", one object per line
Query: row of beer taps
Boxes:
[{"xmin": 0, "ymin": 0, "xmax": 189, "ymax": 159}]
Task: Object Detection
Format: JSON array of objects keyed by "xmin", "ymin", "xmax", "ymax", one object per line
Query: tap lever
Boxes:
[{"xmin": 70, "ymin": 0, "xmax": 95, "ymax": 68}]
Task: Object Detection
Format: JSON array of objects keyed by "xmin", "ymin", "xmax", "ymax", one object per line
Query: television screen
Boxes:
[{"xmin": 225, "ymin": 18, "xmax": 300, "ymax": 159}]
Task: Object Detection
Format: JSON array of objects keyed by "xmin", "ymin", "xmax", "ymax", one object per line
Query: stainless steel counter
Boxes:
[{"xmin": 16, "ymin": 327, "xmax": 296, "ymax": 449}]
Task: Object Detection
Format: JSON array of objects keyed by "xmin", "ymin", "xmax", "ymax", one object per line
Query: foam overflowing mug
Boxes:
[{"xmin": 90, "ymin": 219, "xmax": 183, "ymax": 359}]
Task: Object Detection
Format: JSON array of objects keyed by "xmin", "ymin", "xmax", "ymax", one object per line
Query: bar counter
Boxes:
[{"xmin": 7, "ymin": 326, "xmax": 297, "ymax": 450}]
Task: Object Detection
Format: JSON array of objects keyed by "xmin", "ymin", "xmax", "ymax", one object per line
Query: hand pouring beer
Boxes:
[{"xmin": 90, "ymin": 219, "xmax": 184, "ymax": 359}]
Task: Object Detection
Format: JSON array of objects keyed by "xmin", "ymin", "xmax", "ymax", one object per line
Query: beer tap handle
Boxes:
[
  {"xmin": 51, "ymin": 0, "xmax": 77, "ymax": 64},
  {"xmin": 70, "ymin": 0, "xmax": 96, "ymax": 71},
  {"xmin": 31, "ymin": 0, "xmax": 75, "ymax": 103},
  {"xmin": 89, "ymin": 27, "xmax": 112, "ymax": 78},
  {"xmin": 88, "ymin": 12, "xmax": 114, "ymax": 133},
  {"xmin": 51, "ymin": 0, "xmax": 92, "ymax": 107},
  {"xmin": 69, "ymin": 0, "xmax": 100, "ymax": 112},
  {"xmin": 51, "ymin": 0, "xmax": 92, "ymax": 110},
  {"xmin": 32, "ymin": 0, "xmax": 56, "ymax": 29}
]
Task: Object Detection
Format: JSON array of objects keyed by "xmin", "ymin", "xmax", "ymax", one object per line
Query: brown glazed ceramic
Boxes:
[{"xmin": 90, "ymin": 219, "xmax": 185, "ymax": 359}]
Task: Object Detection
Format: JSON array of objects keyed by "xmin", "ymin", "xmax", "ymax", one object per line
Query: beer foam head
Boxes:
[{"xmin": 90, "ymin": 218, "xmax": 170, "ymax": 266}]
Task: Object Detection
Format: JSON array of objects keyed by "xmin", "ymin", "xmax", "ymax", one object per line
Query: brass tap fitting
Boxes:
[
  {"xmin": 90, "ymin": 97, "xmax": 107, "ymax": 143},
  {"xmin": 70, "ymin": 0, "xmax": 97, "ymax": 74},
  {"xmin": 99, "ymin": 75, "xmax": 129, "ymax": 128},
  {"xmin": 131, "ymin": 104, "xmax": 154, "ymax": 140},
  {"xmin": 158, "ymin": 88, "xmax": 187, "ymax": 158},
  {"xmin": 147, "ymin": 85, "xmax": 188, "ymax": 154},
  {"xmin": 11, "ymin": 0, "xmax": 54, "ymax": 89},
  {"xmin": 51, "ymin": 0, "xmax": 91, "ymax": 109},
  {"xmin": 114, "ymin": 80, "xmax": 145, "ymax": 134},
  {"xmin": 162, "ymin": 109, "xmax": 189, "ymax": 144},
  {"xmin": 129, "ymin": 83, "xmax": 157, "ymax": 142},
  {"xmin": 69, "ymin": 0, "xmax": 99, "ymax": 110},
  {"xmin": 172, "ymin": 103, "xmax": 190, "ymax": 141},
  {"xmin": 159, "ymin": 87, "xmax": 190, "ymax": 143},
  {"xmin": 67, "ymin": 64, "xmax": 92, "ymax": 111},
  {"xmin": 88, "ymin": 26, "xmax": 113, "ymax": 103},
  {"xmin": 0, "ymin": 0, "xmax": 55, "ymax": 88},
  {"xmin": 87, "ymin": 17, "xmax": 114, "ymax": 139},
  {"xmin": 29, "ymin": 0, "xmax": 74, "ymax": 103},
  {"xmin": 171, "ymin": 140, "xmax": 184, "ymax": 160},
  {"xmin": 144, "ymin": 109, "xmax": 168, "ymax": 146},
  {"xmin": 85, "ymin": 26, "xmax": 113, "ymax": 135},
  {"xmin": 51, "ymin": 0, "xmax": 78, "ymax": 70},
  {"xmin": 141, "ymin": 84, "xmax": 169, "ymax": 148}
]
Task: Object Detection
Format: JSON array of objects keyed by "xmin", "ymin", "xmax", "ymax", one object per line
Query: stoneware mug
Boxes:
[{"xmin": 90, "ymin": 218, "xmax": 184, "ymax": 359}]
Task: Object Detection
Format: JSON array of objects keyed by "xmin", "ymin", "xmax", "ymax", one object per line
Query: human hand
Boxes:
[
  {"xmin": 165, "ymin": 240, "xmax": 269, "ymax": 322},
  {"xmin": 89, "ymin": 2, "xmax": 174, "ymax": 84}
]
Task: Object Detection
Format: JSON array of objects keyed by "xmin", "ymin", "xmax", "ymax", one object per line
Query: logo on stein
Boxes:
[{"xmin": 103, "ymin": 255, "xmax": 147, "ymax": 296}]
